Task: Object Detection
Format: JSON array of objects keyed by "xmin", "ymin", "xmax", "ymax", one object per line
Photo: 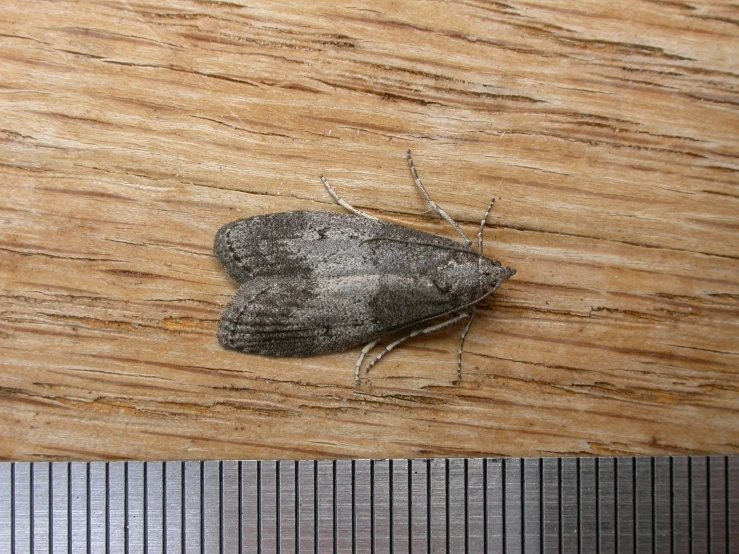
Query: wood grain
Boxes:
[{"xmin": 0, "ymin": 0, "xmax": 737, "ymax": 461}]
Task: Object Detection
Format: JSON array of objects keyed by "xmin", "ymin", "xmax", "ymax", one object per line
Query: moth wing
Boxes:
[
  {"xmin": 218, "ymin": 276, "xmax": 382, "ymax": 357},
  {"xmin": 214, "ymin": 211, "xmax": 379, "ymax": 283},
  {"xmin": 214, "ymin": 211, "xmax": 467, "ymax": 284},
  {"xmin": 218, "ymin": 273, "xmax": 467, "ymax": 358}
]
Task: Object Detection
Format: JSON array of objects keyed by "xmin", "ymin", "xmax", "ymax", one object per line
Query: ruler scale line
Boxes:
[
  {"xmin": 464, "ymin": 459, "xmax": 469, "ymax": 554},
  {"xmin": 143, "ymin": 463, "xmax": 147, "ymax": 554},
  {"xmin": 406, "ymin": 461, "xmax": 410, "ymax": 554},
  {"xmin": 558, "ymin": 457, "xmax": 564, "ymax": 554},
  {"xmin": 577, "ymin": 458, "xmax": 581, "ymax": 554},
  {"xmin": 729, "ymin": 457, "xmax": 738, "ymax": 554},
  {"xmin": 632, "ymin": 457, "xmax": 638, "ymax": 554},
  {"xmin": 727, "ymin": 457, "xmax": 733, "ymax": 554},
  {"xmin": 445, "ymin": 459, "xmax": 449, "ymax": 554},
  {"xmin": 594, "ymin": 457, "xmax": 599, "ymax": 554},
  {"xmin": 426, "ymin": 459, "xmax": 430, "ymax": 554},
  {"xmin": 164, "ymin": 462, "xmax": 169, "ymax": 554},
  {"xmin": 388, "ymin": 459, "xmax": 393, "ymax": 554},
  {"xmin": 258, "ymin": 461, "xmax": 263, "ymax": 554},
  {"xmin": 352, "ymin": 459, "xmax": 357, "ymax": 554},
  {"xmin": 239, "ymin": 461, "xmax": 243, "ymax": 554},
  {"xmin": 124, "ymin": 462, "xmax": 129, "ymax": 554},
  {"xmin": 708, "ymin": 456, "xmax": 713, "ymax": 554},
  {"xmin": 220, "ymin": 461, "xmax": 224, "ymax": 554},
  {"xmin": 49, "ymin": 463, "xmax": 54, "ymax": 554},
  {"xmin": 30, "ymin": 460, "xmax": 35, "ymax": 554},
  {"xmin": 502, "ymin": 458, "xmax": 507, "ymax": 554},
  {"xmin": 370, "ymin": 460, "xmax": 375, "ymax": 554},
  {"xmin": 332, "ymin": 460, "xmax": 336, "ymax": 554},
  {"xmin": 313, "ymin": 461, "xmax": 318, "ymax": 554},
  {"xmin": 688, "ymin": 456, "xmax": 694, "ymax": 554},
  {"xmin": 181, "ymin": 462, "xmax": 186, "ymax": 554},
  {"xmin": 11, "ymin": 463, "xmax": 15, "ymax": 554},
  {"xmin": 670, "ymin": 456, "xmax": 675, "ymax": 554},
  {"xmin": 482, "ymin": 458, "xmax": 488, "ymax": 554},
  {"xmin": 520, "ymin": 459, "xmax": 524, "ymax": 554},
  {"xmin": 651, "ymin": 457, "xmax": 657, "ymax": 554},
  {"xmin": 294, "ymin": 461, "xmax": 299, "ymax": 553},
  {"xmin": 537, "ymin": 458, "xmax": 543, "ymax": 554},
  {"xmin": 67, "ymin": 463, "xmax": 72, "ymax": 554}
]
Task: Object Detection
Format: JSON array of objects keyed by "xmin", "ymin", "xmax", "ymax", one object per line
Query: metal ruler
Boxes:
[{"xmin": 1, "ymin": 456, "xmax": 736, "ymax": 553}]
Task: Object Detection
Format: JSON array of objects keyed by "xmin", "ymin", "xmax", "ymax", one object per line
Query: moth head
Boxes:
[
  {"xmin": 478, "ymin": 256, "xmax": 516, "ymax": 292},
  {"xmin": 432, "ymin": 252, "xmax": 515, "ymax": 299}
]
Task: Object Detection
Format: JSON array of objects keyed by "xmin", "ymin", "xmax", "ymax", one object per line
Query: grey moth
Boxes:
[{"xmin": 215, "ymin": 151, "xmax": 516, "ymax": 383}]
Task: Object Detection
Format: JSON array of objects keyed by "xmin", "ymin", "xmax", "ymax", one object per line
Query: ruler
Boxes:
[{"xmin": 1, "ymin": 456, "xmax": 736, "ymax": 553}]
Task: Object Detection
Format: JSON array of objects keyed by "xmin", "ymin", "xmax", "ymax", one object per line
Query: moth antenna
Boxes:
[
  {"xmin": 364, "ymin": 312, "xmax": 470, "ymax": 374},
  {"xmin": 477, "ymin": 197, "xmax": 496, "ymax": 255},
  {"xmin": 354, "ymin": 340, "xmax": 378, "ymax": 385},
  {"xmin": 457, "ymin": 308, "xmax": 477, "ymax": 380},
  {"xmin": 319, "ymin": 174, "xmax": 379, "ymax": 221},
  {"xmin": 406, "ymin": 150, "xmax": 472, "ymax": 247}
]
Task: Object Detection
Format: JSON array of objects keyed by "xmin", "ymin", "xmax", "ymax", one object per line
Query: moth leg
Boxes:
[
  {"xmin": 406, "ymin": 150, "xmax": 472, "ymax": 247},
  {"xmin": 477, "ymin": 197, "xmax": 496, "ymax": 255},
  {"xmin": 319, "ymin": 174, "xmax": 379, "ymax": 221},
  {"xmin": 354, "ymin": 340, "xmax": 378, "ymax": 385},
  {"xmin": 457, "ymin": 307, "xmax": 477, "ymax": 379},
  {"xmin": 364, "ymin": 312, "xmax": 470, "ymax": 374}
]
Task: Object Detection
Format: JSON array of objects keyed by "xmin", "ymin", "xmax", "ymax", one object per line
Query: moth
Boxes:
[{"xmin": 215, "ymin": 151, "xmax": 516, "ymax": 384}]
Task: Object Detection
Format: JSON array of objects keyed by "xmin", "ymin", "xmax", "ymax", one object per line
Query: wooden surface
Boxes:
[{"xmin": 1, "ymin": 0, "xmax": 737, "ymax": 462}]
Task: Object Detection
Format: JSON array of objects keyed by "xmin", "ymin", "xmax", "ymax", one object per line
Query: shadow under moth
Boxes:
[{"xmin": 215, "ymin": 151, "xmax": 516, "ymax": 384}]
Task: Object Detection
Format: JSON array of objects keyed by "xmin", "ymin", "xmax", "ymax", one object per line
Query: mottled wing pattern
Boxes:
[
  {"xmin": 214, "ymin": 211, "xmax": 468, "ymax": 284},
  {"xmin": 217, "ymin": 273, "xmax": 470, "ymax": 357}
]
